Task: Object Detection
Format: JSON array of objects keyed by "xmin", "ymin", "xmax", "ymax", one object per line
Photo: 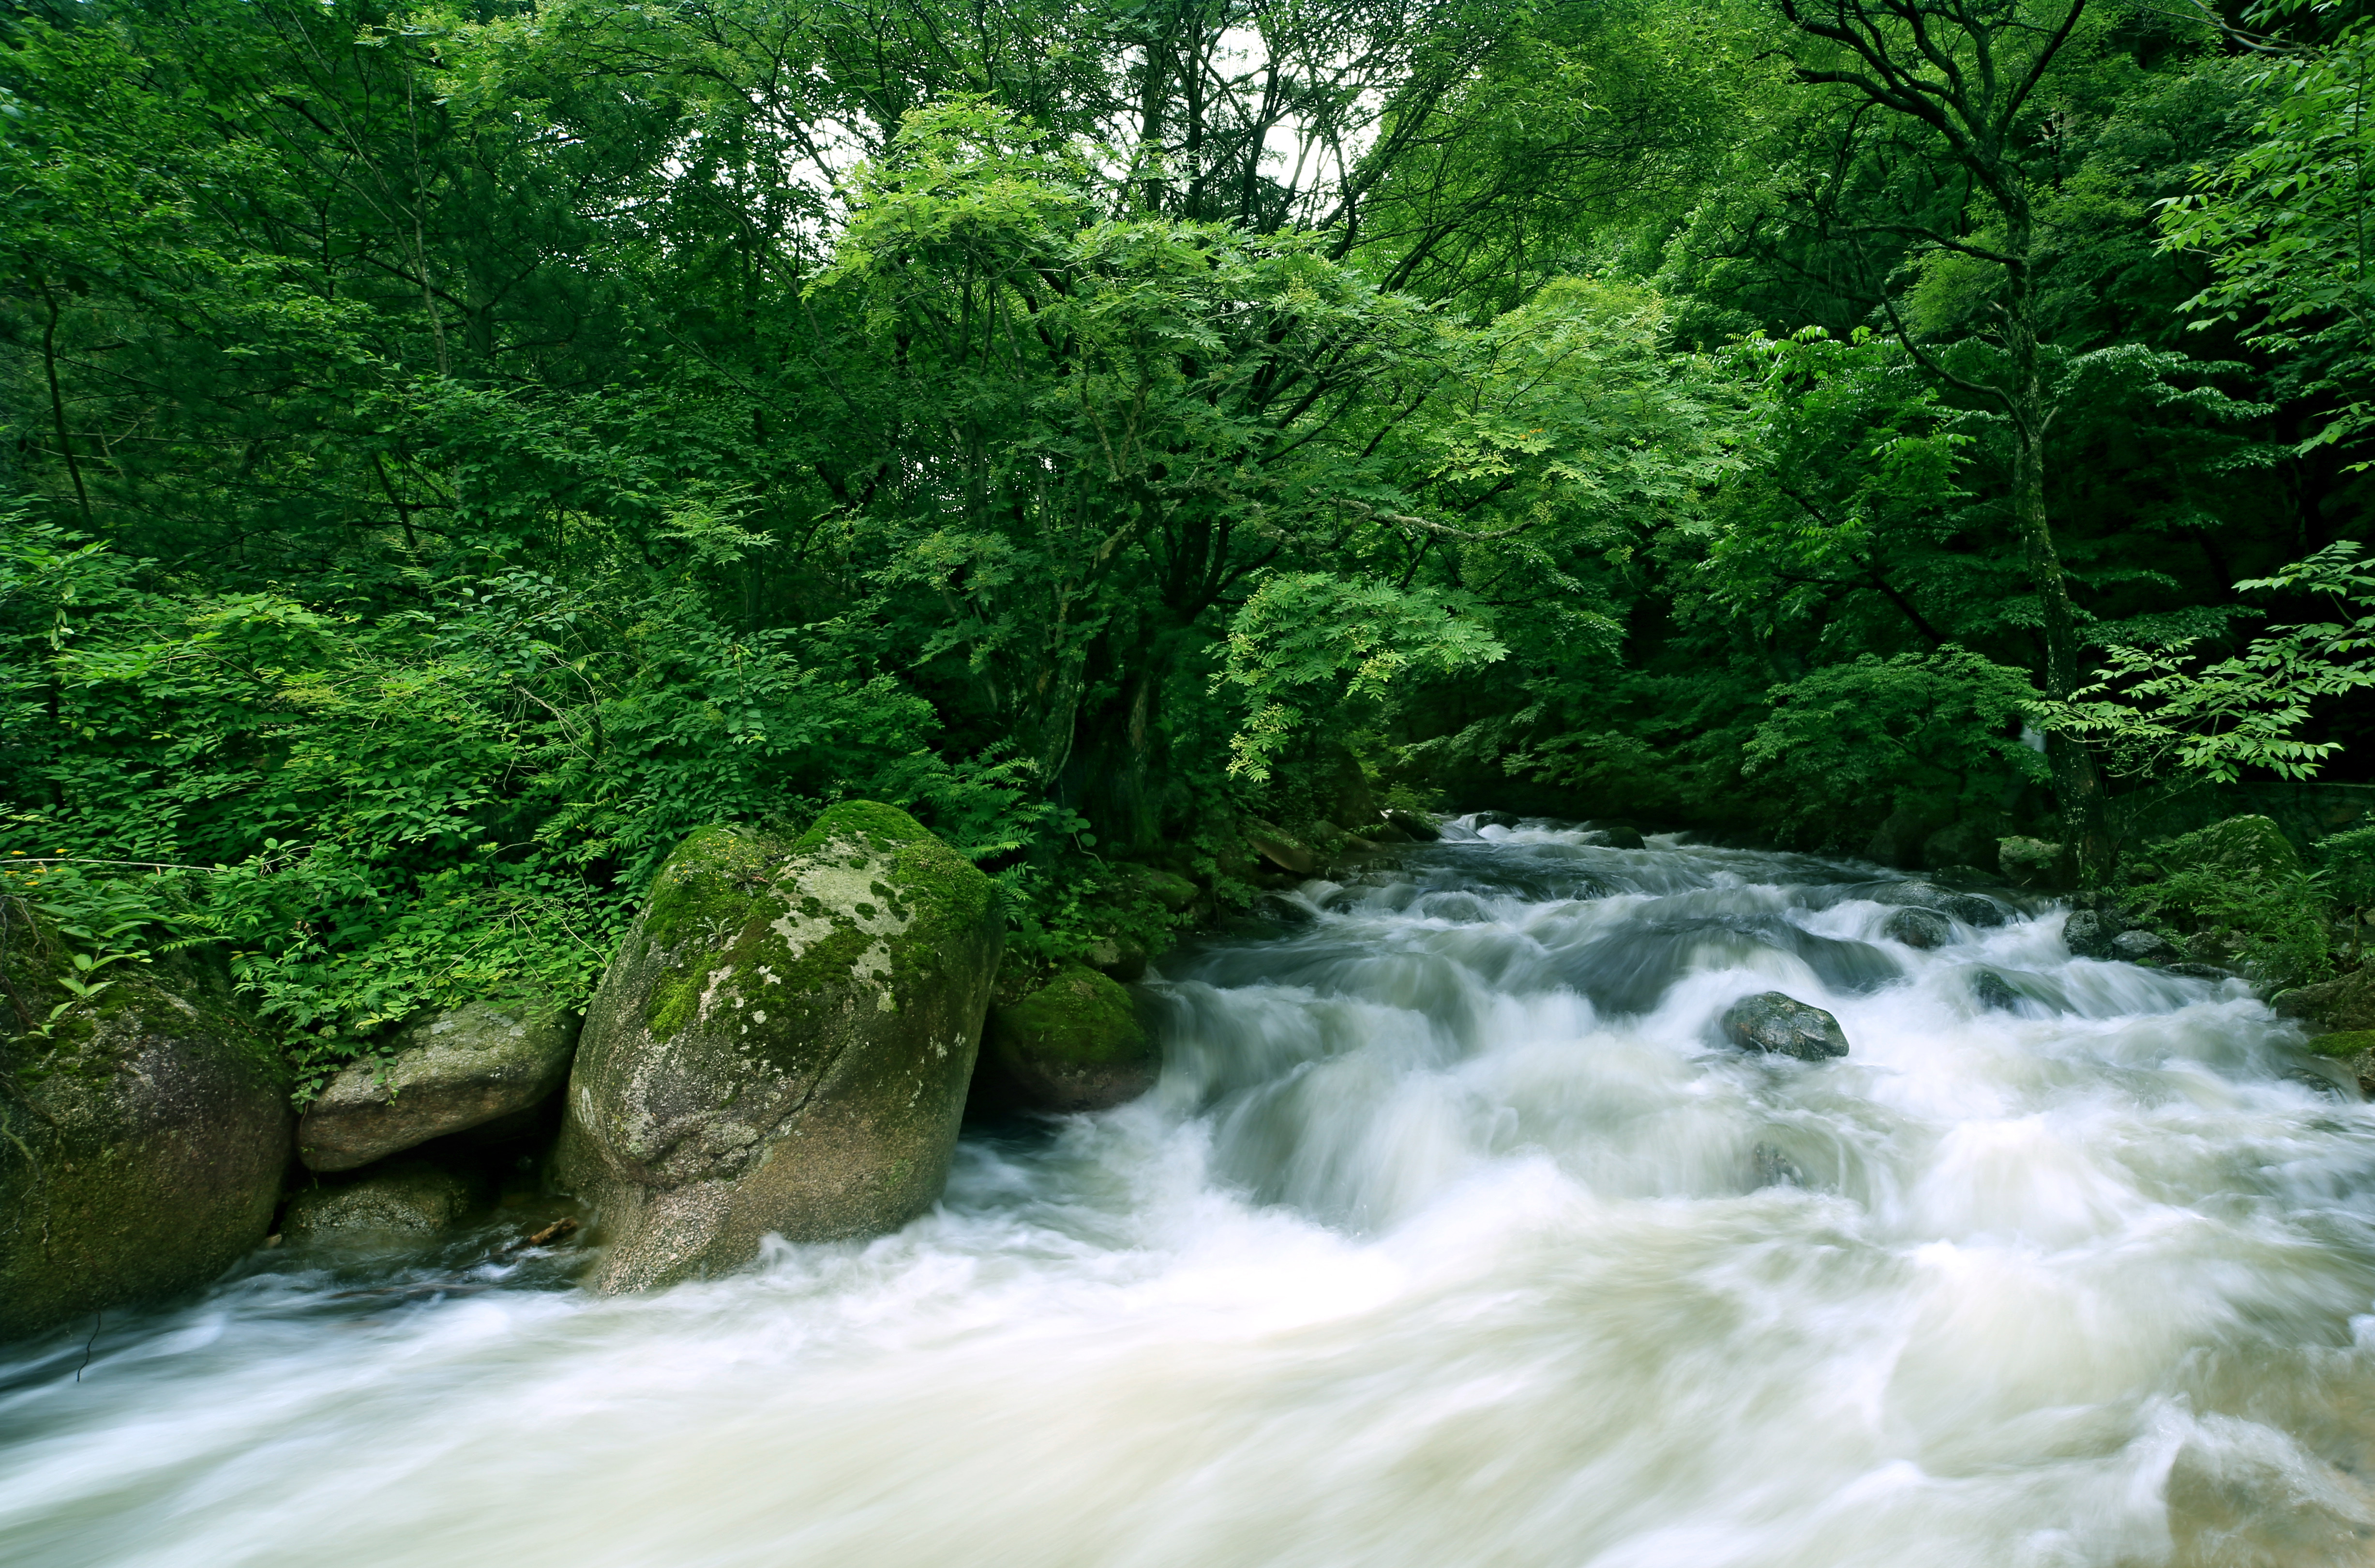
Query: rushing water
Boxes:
[{"xmin": 9, "ymin": 824, "xmax": 2375, "ymax": 1567}]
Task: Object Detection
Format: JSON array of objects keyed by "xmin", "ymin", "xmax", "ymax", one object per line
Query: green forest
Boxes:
[{"xmin": 5, "ymin": 0, "xmax": 2374, "ymax": 1093}]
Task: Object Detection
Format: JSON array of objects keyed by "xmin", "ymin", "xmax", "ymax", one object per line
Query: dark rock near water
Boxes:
[
  {"xmin": 1121, "ymin": 864, "xmax": 1200, "ymax": 914},
  {"xmin": 1472, "ymin": 811, "xmax": 1523, "ymax": 830},
  {"xmin": 974, "ymin": 965, "xmax": 1158, "ymax": 1115},
  {"xmin": 1865, "ymin": 881, "xmax": 2003, "ymax": 928},
  {"xmin": 2061, "ymin": 908, "xmax": 2128, "ymax": 960},
  {"xmin": 1881, "ymin": 907, "xmax": 1954, "ymax": 950},
  {"xmin": 2164, "ymin": 962, "xmax": 2238, "ymax": 982},
  {"xmin": 0, "ymin": 937, "xmax": 290, "ymax": 1342},
  {"xmin": 1720, "ymin": 993, "xmax": 1850, "ymax": 1061},
  {"xmin": 1586, "ymin": 821, "xmax": 1647, "ymax": 849},
  {"xmin": 2275, "ymin": 968, "xmax": 2375, "ymax": 1035},
  {"xmin": 1245, "ymin": 821, "xmax": 1316, "ymax": 875},
  {"xmin": 283, "ymin": 1161, "xmax": 478, "ymax": 1239},
  {"xmin": 298, "ymin": 1000, "xmax": 579, "ymax": 1173},
  {"xmin": 2109, "ymin": 929, "xmax": 2184, "ymax": 966},
  {"xmin": 556, "ymin": 802, "xmax": 1002, "ymax": 1293},
  {"xmin": 1382, "ymin": 810, "xmax": 1442, "ymax": 842}
]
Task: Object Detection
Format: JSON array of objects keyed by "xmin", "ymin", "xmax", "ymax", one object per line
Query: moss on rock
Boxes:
[
  {"xmin": 2307, "ymin": 1028, "xmax": 2375, "ymax": 1059},
  {"xmin": 0, "ymin": 928, "xmax": 290, "ymax": 1342},
  {"xmin": 975, "ymin": 965, "xmax": 1158, "ymax": 1115},
  {"xmin": 557, "ymin": 802, "xmax": 1002, "ymax": 1292}
]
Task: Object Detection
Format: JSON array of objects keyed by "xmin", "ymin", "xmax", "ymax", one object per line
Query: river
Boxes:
[{"xmin": 6, "ymin": 823, "xmax": 2375, "ymax": 1566}]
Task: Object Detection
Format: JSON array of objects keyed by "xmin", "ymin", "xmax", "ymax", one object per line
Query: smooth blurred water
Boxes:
[{"xmin": 8, "ymin": 824, "xmax": 2375, "ymax": 1568}]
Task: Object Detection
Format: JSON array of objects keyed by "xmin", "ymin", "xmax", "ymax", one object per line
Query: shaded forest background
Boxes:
[{"xmin": 4, "ymin": 0, "xmax": 2372, "ymax": 1086}]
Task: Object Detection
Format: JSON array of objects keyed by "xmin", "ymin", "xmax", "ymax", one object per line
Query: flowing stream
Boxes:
[{"xmin": 8, "ymin": 824, "xmax": 2375, "ymax": 1567}]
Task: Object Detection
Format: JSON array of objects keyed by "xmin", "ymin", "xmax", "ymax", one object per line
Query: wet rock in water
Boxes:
[
  {"xmin": 556, "ymin": 801, "xmax": 1002, "ymax": 1293},
  {"xmin": 974, "ymin": 965, "xmax": 1157, "ymax": 1115},
  {"xmin": 298, "ymin": 1001, "xmax": 580, "ymax": 1173},
  {"xmin": 1382, "ymin": 809, "xmax": 1442, "ymax": 842},
  {"xmin": 2108, "ymin": 929, "xmax": 2184, "ymax": 966},
  {"xmin": 1880, "ymin": 907, "xmax": 1954, "ymax": 950},
  {"xmin": 2306, "ymin": 1029, "xmax": 2375, "ymax": 1097},
  {"xmin": 283, "ymin": 1161, "xmax": 477, "ymax": 1239},
  {"xmin": 1586, "ymin": 821, "xmax": 1647, "ymax": 849},
  {"xmin": 1472, "ymin": 810, "xmax": 1523, "ymax": 829},
  {"xmin": 1253, "ymin": 893, "xmax": 1316, "ymax": 926},
  {"xmin": 1720, "ymin": 992, "xmax": 1850, "ymax": 1061},
  {"xmin": 2164, "ymin": 962, "xmax": 2238, "ymax": 982},
  {"xmin": 2273, "ymin": 968, "xmax": 2375, "ymax": 1035},
  {"xmin": 2061, "ymin": 908, "xmax": 2128, "ymax": 960},
  {"xmin": 1751, "ymin": 1143, "xmax": 1805, "ymax": 1188},
  {"xmin": 1972, "ymin": 971, "xmax": 2022, "ymax": 1011},
  {"xmin": 2281, "ymin": 1065, "xmax": 2354, "ymax": 1102},
  {"xmin": 0, "ymin": 936, "xmax": 290, "ymax": 1342}
]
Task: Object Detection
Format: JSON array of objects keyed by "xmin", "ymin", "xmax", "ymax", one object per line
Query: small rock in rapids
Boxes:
[
  {"xmin": 1972, "ymin": 971, "xmax": 2022, "ymax": 1011},
  {"xmin": 1720, "ymin": 992, "xmax": 1850, "ymax": 1061},
  {"xmin": 1880, "ymin": 907, "xmax": 1954, "ymax": 950},
  {"xmin": 1471, "ymin": 811, "xmax": 1522, "ymax": 829},
  {"xmin": 2108, "ymin": 928, "xmax": 2183, "ymax": 966},
  {"xmin": 1586, "ymin": 821, "xmax": 1647, "ymax": 849}
]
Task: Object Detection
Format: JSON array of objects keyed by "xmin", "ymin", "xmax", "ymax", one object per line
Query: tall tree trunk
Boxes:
[{"xmin": 2004, "ymin": 257, "xmax": 2112, "ymax": 882}]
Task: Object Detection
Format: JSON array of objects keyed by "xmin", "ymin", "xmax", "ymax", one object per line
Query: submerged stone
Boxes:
[
  {"xmin": 556, "ymin": 802, "xmax": 1002, "ymax": 1293},
  {"xmin": 298, "ymin": 1000, "xmax": 580, "ymax": 1172},
  {"xmin": 1972, "ymin": 971, "xmax": 2021, "ymax": 1011},
  {"xmin": 975, "ymin": 965, "xmax": 1158, "ymax": 1115},
  {"xmin": 1880, "ymin": 907, "xmax": 1954, "ymax": 950},
  {"xmin": 0, "ymin": 936, "xmax": 289, "ymax": 1342},
  {"xmin": 1720, "ymin": 992, "xmax": 1850, "ymax": 1061}
]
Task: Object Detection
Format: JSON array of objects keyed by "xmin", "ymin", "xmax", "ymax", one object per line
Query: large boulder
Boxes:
[
  {"xmin": 298, "ymin": 1000, "xmax": 580, "ymax": 1172},
  {"xmin": 2274, "ymin": 968, "xmax": 2375, "ymax": 1035},
  {"xmin": 0, "ymin": 934, "xmax": 289, "ymax": 1342},
  {"xmin": 2175, "ymin": 814, "xmax": 2300, "ymax": 878},
  {"xmin": 1720, "ymin": 992, "xmax": 1850, "ymax": 1061},
  {"xmin": 556, "ymin": 802, "xmax": 1001, "ymax": 1293},
  {"xmin": 1382, "ymin": 809, "xmax": 1442, "ymax": 843}
]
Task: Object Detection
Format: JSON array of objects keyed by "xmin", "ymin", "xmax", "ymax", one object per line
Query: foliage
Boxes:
[
  {"xmin": 1741, "ymin": 648, "xmax": 2048, "ymax": 836},
  {"xmin": 2121, "ymin": 817, "xmax": 2333, "ymax": 989},
  {"xmin": 2038, "ymin": 541, "xmax": 2375, "ymax": 783}
]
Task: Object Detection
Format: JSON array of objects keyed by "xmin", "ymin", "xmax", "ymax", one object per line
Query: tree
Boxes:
[{"xmin": 1764, "ymin": 0, "xmax": 2120, "ymax": 875}]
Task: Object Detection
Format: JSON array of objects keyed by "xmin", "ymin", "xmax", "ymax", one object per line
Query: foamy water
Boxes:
[{"xmin": 7, "ymin": 826, "xmax": 2375, "ymax": 1567}]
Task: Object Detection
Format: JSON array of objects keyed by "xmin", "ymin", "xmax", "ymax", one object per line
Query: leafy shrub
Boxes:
[{"xmin": 2122, "ymin": 816, "xmax": 2333, "ymax": 989}]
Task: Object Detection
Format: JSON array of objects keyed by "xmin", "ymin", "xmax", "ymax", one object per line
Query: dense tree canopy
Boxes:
[{"xmin": 2, "ymin": 0, "xmax": 2370, "ymax": 1077}]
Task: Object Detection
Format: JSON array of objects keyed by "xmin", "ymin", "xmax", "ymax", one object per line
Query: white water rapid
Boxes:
[{"xmin": 8, "ymin": 825, "xmax": 2375, "ymax": 1567}]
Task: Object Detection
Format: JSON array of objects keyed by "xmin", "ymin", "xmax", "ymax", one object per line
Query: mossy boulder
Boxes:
[
  {"xmin": 974, "ymin": 965, "xmax": 1158, "ymax": 1115},
  {"xmin": 2176, "ymin": 814, "xmax": 2300, "ymax": 878},
  {"xmin": 1719, "ymin": 992, "xmax": 1849, "ymax": 1061},
  {"xmin": 556, "ymin": 802, "xmax": 1001, "ymax": 1293},
  {"xmin": 298, "ymin": 1000, "xmax": 580, "ymax": 1172},
  {"xmin": 2275, "ymin": 968, "xmax": 2375, "ymax": 1035},
  {"xmin": 0, "ymin": 934, "xmax": 289, "ymax": 1342}
]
